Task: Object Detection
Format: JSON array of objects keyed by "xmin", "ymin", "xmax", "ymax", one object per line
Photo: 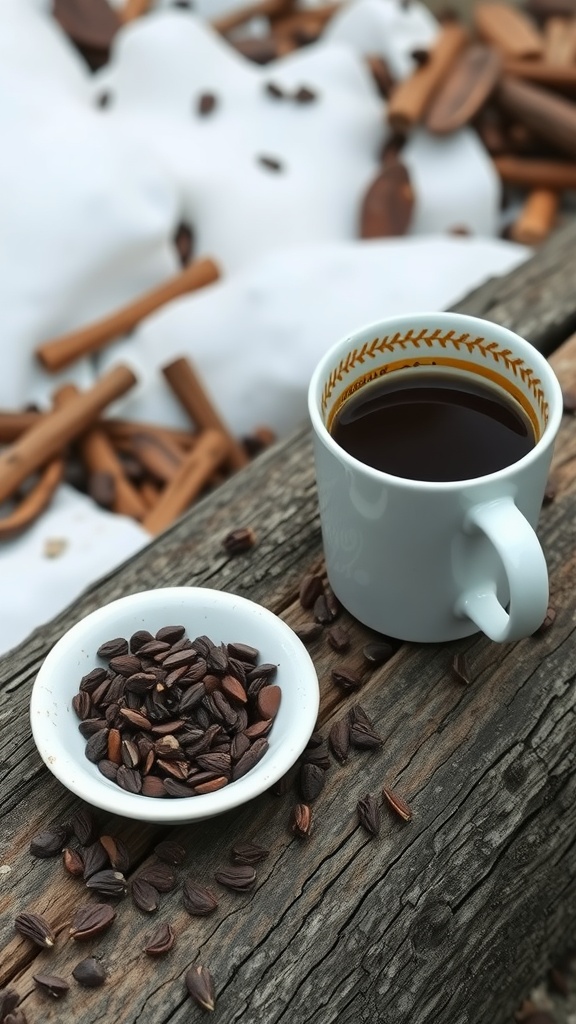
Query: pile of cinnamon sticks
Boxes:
[
  {"xmin": 0, "ymin": 348, "xmax": 274, "ymax": 541},
  {"xmin": 208, "ymin": 0, "xmax": 576, "ymax": 247},
  {"xmin": 368, "ymin": 0, "xmax": 576, "ymax": 246},
  {"xmin": 0, "ymin": 252, "xmax": 275, "ymax": 541}
]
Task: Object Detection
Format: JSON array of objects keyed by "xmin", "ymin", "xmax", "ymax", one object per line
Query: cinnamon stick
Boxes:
[
  {"xmin": 474, "ymin": 3, "xmax": 544, "ymax": 59},
  {"xmin": 0, "ymin": 458, "xmax": 64, "ymax": 541},
  {"xmin": 104, "ymin": 420, "xmax": 197, "ymax": 451},
  {"xmin": 36, "ymin": 258, "xmax": 220, "ymax": 373},
  {"xmin": 503, "ymin": 59, "xmax": 576, "ymax": 92},
  {"xmin": 425, "ymin": 44, "xmax": 501, "ymax": 134},
  {"xmin": 119, "ymin": 0, "xmax": 152, "ymax": 23},
  {"xmin": 496, "ymin": 75, "xmax": 576, "ymax": 158},
  {"xmin": 162, "ymin": 357, "xmax": 248, "ymax": 471},
  {"xmin": 0, "ymin": 410, "xmax": 41, "ymax": 443},
  {"xmin": 494, "ymin": 155, "xmax": 576, "ymax": 190},
  {"xmin": 128, "ymin": 431, "xmax": 185, "ymax": 484},
  {"xmin": 387, "ymin": 22, "xmax": 470, "ymax": 133},
  {"xmin": 0, "ymin": 365, "xmax": 137, "ymax": 505},
  {"xmin": 142, "ymin": 428, "xmax": 230, "ymax": 535},
  {"xmin": 53, "ymin": 384, "xmax": 147, "ymax": 521},
  {"xmin": 543, "ymin": 16, "xmax": 576, "ymax": 63},
  {"xmin": 509, "ymin": 189, "xmax": 559, "ymax": 245}
]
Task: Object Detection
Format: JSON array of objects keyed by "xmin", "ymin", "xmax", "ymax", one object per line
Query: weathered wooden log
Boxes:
[{"xmin": 0, "ymin": 225, "xmax": 576, "ymax": 1024}]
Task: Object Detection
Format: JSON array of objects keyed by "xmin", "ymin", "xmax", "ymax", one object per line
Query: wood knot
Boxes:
[{"xmin": 410, "ymin": 898, "xmax": 453, "ymax": 953}]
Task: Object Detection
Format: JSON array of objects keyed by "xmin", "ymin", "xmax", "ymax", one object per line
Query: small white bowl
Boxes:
[{"xmin": 31, "ymin": 587, "xmax": 320, "ymax": 823}]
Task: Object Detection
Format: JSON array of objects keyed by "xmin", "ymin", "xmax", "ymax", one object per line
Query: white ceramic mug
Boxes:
[{"xmin": 308, "ymin": 311, "xmax": 563, "ymax": 643}]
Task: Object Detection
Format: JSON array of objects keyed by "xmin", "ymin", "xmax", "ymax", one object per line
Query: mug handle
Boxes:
[{"xmin": 454, "ymin": 497, "xmax": 549, "ymax": 642}]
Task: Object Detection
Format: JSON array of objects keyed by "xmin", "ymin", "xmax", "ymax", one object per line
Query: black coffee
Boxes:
[{"xmin": 331, "ymin": 371, "xmax": 535, "ymax": 481}]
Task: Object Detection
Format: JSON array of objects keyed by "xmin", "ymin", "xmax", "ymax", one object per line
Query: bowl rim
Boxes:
[{"xmin": 30, "ymin": 586, "xmax": 320, "ymax": 823}]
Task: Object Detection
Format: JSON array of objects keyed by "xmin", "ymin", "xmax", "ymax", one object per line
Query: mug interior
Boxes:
[{"xmin": 319, "ymin": 321, "xmax": 551, "ymax": 445}]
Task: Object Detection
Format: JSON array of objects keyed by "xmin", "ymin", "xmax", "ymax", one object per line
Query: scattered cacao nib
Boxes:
[
  {"xmin": 327, "ymin": 625, "xmax": 350, "ymax": 652},
  {"xmin": 294, "ymin": 622, "xmax": 324, "ymax": 644},
  {"xmin": 257, "ymin": 155, "xmax": 284, "ymax": 172},
  {"xmin": 265, "ymin": 81, "xmax": 285, "ymax": 99},
  {"xmin": 85, "ymin": 869, "xmax": 128, "ymax": 898},
  {"xmin": 294, "ymin": 85, "xmax": 317, "ymax": 103},
  {"xmin": 197, "ymin": 92, "xmax": 217, "ymax": 116},
  {"xmin": 299, "ymin": 573, "xmax": 324, "ymax": 609},
  {"xmin": 357, "ymin": 793, "xmax": 381, "ymax": 837},
  {"xmin": 331, "ymin": 667, "xmax": 362, "ymax": 691},
  {"xmin": 131, "ymin": 879, "xmax": 161, "ymax": 913},
  {"xmin": 14, "ymin": 912, "xmax": 55, "ymax": 949},
  {"xmin": 138, "ymin": 864, "xmax": 177, "ymax": 892},
  {"xmin": 183, "ymin": 879, "xmax": 219, "ymax": 916},
  {"xmin": 382, "ymin": 786, "xmax": 413, "ymax": 822},
  {"xmin": 451, "ymin": 651, "xmax": 472, "ymax": 686},
  {"xmin": 291, "ymin": 803, "xmax": 312, "ymax": 839},
  {"xmin": 299, "ymin": 762, "xmax": 326, "ymax": 802},
  {"xmin": 72, "ymin": 958, "xmax": 107, "ymax": 988},
  {"xmin": 32, "ymin": 975, "xmax": 69, "ymax": 1000},
  {"xmin": 154, "ymin": 840, "xmax": 187, "ymax": 866},
  {"xmin": 349, "ymin": 722, "xmax": 383, "ymax": 750},
  {"xmin": 69, "ymin": 903, "xmax": 116, "ymax": 941},
  {"xmin": 214, "ymin": 865, "xmax": 257, "ymax": 893},
  {"xmin": 328, "ymin": 718, "xmax": 350, "ymax": 764},
  {"xmin": 144, "ymin": 923, "xmax": 176, "ymax": 956},
  {"xmin": 230, "ymin": 841, "xmax": 269, "ymax": 865},
  {"xmin": 185, "ymin": 965, "xmax": 216, "ymax": 1013},
  {"xmin": 362, "ymin": 641, "xmax": 394, "ymax": 666},
  {"xmin": 29, "ymin": 827, "xmax": 69, "ymax": 858},
  {"xmin": 222, "ymin": 527, "xmax": 256, "ymax": 554}
]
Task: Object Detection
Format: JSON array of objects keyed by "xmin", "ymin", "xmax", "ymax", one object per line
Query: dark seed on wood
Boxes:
[
  {"xmin": 231, "ymin": 841, "xmax": 269, "ymax": 865},
  {"xmin": 357, "ymin": 793, "xmax": 381, "ymax": 837},
  {"xmin": 131, "ymin": 878, "xmax": 160, "ymax": 913},
  {"xmin": 362, "ymin": 641, "xmax": 394, "ymax": 666},
  {"xmin": 29, "ymin": 828, "xmax": 69, "ymax": 858},
  {"xmin": 81, "ymin": 840, "xmax": 109, "ymax": 880},
  {"xmin": 294, "ymin": 622, "xmax": 324, "ymax": 644},
  {"xmin": 349, "ymin": 722, "xmax": 383, "ymax": 749},
  {"xmin": 155, "ymin": 840, "xmax": 186, "ymax": 866},
  {"xmin": 299, "ymin": 762, "xmax": 326, "ymax": 802},
  {"xmin": 32, "ymin": 974, "xmax": 69, "ymax": 999},
  {"xmin": 63, "ymin": 847, "xmax": 85, "ymax": 876},
  {"xmin": 452, "ymin": 651, "xmax": 472, "ymax": 685},
  {"xmin": 222, "ymin": 526, "xmax": 256, "ymax": 554},
  {"xmin": 313, "ymin": 594, "xmax": 333, "ymax": 624},
  {"xmin": 329, "ymin": 718, "xmax": 350, "ymax": 763},
  {"xmin": 144, "ymin": 923, "xmax": 175, "ymax": 956},
  {"xmin": 299, "ymin": 574, "xmax": 324, "ymax": 609},
  {"xmin": 98, "ymin": 835, "xmax": 130, "ymax": 872},
  {"xmin": 291, "ymin": 803, "xmax": 312, "ymax": 839},
  {"xmin": 0, "ymin": 989, "xmax": 20, "ymax": 1018},
  {"xmin": 85, "ymin": 870, "xmax": 128, "ymax": 898},
  {"xmin": 185, "ymin": 965, "xmax": 216, "ymax": 1012},
  {"xmin": 331, "ymin": 667, "xmax": 362, "ymax": 691},
  {"xmin": 183, "ymin": 879, "xmax": 219, "ymax": 916},
  {"xmin": 327, "ymin": 625, "xmax": 350, "ymax": 652},
  {"xmin": 72, "ymin": 958, "xmax": 107, "ymax": 988},
  {"xmin": 382, "ymin": 786, "xmax": 413, "ymax": 821},
  {"xmin": 69, "ymin": 904, "xmax": 116, "ymax": 940},
  {"xmin": 14, "ymin": 912, "xmax": 55, "ymax": 948},
  {"xmin": 214, "ymin": 865, "xmax": 257, "ymax": 892},
  {"xmin": 138, "ymin": 864, "xmax": 177, "ymax": 892}
]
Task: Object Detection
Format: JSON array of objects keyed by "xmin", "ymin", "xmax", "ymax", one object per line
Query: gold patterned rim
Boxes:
[{"xmin": 322, "ymin": 330, "xmax": 547, "ymax": 439}]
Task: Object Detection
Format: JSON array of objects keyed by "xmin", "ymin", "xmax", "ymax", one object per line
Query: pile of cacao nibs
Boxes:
[{"xmin": 72, "ymin": 626, "xmax": 281, "ymax": 797}]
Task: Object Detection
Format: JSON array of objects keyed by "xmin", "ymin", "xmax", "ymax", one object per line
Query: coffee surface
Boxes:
[{"xmin": 331, "ymin": 371, "xmax": 535, "ymax": 481}]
